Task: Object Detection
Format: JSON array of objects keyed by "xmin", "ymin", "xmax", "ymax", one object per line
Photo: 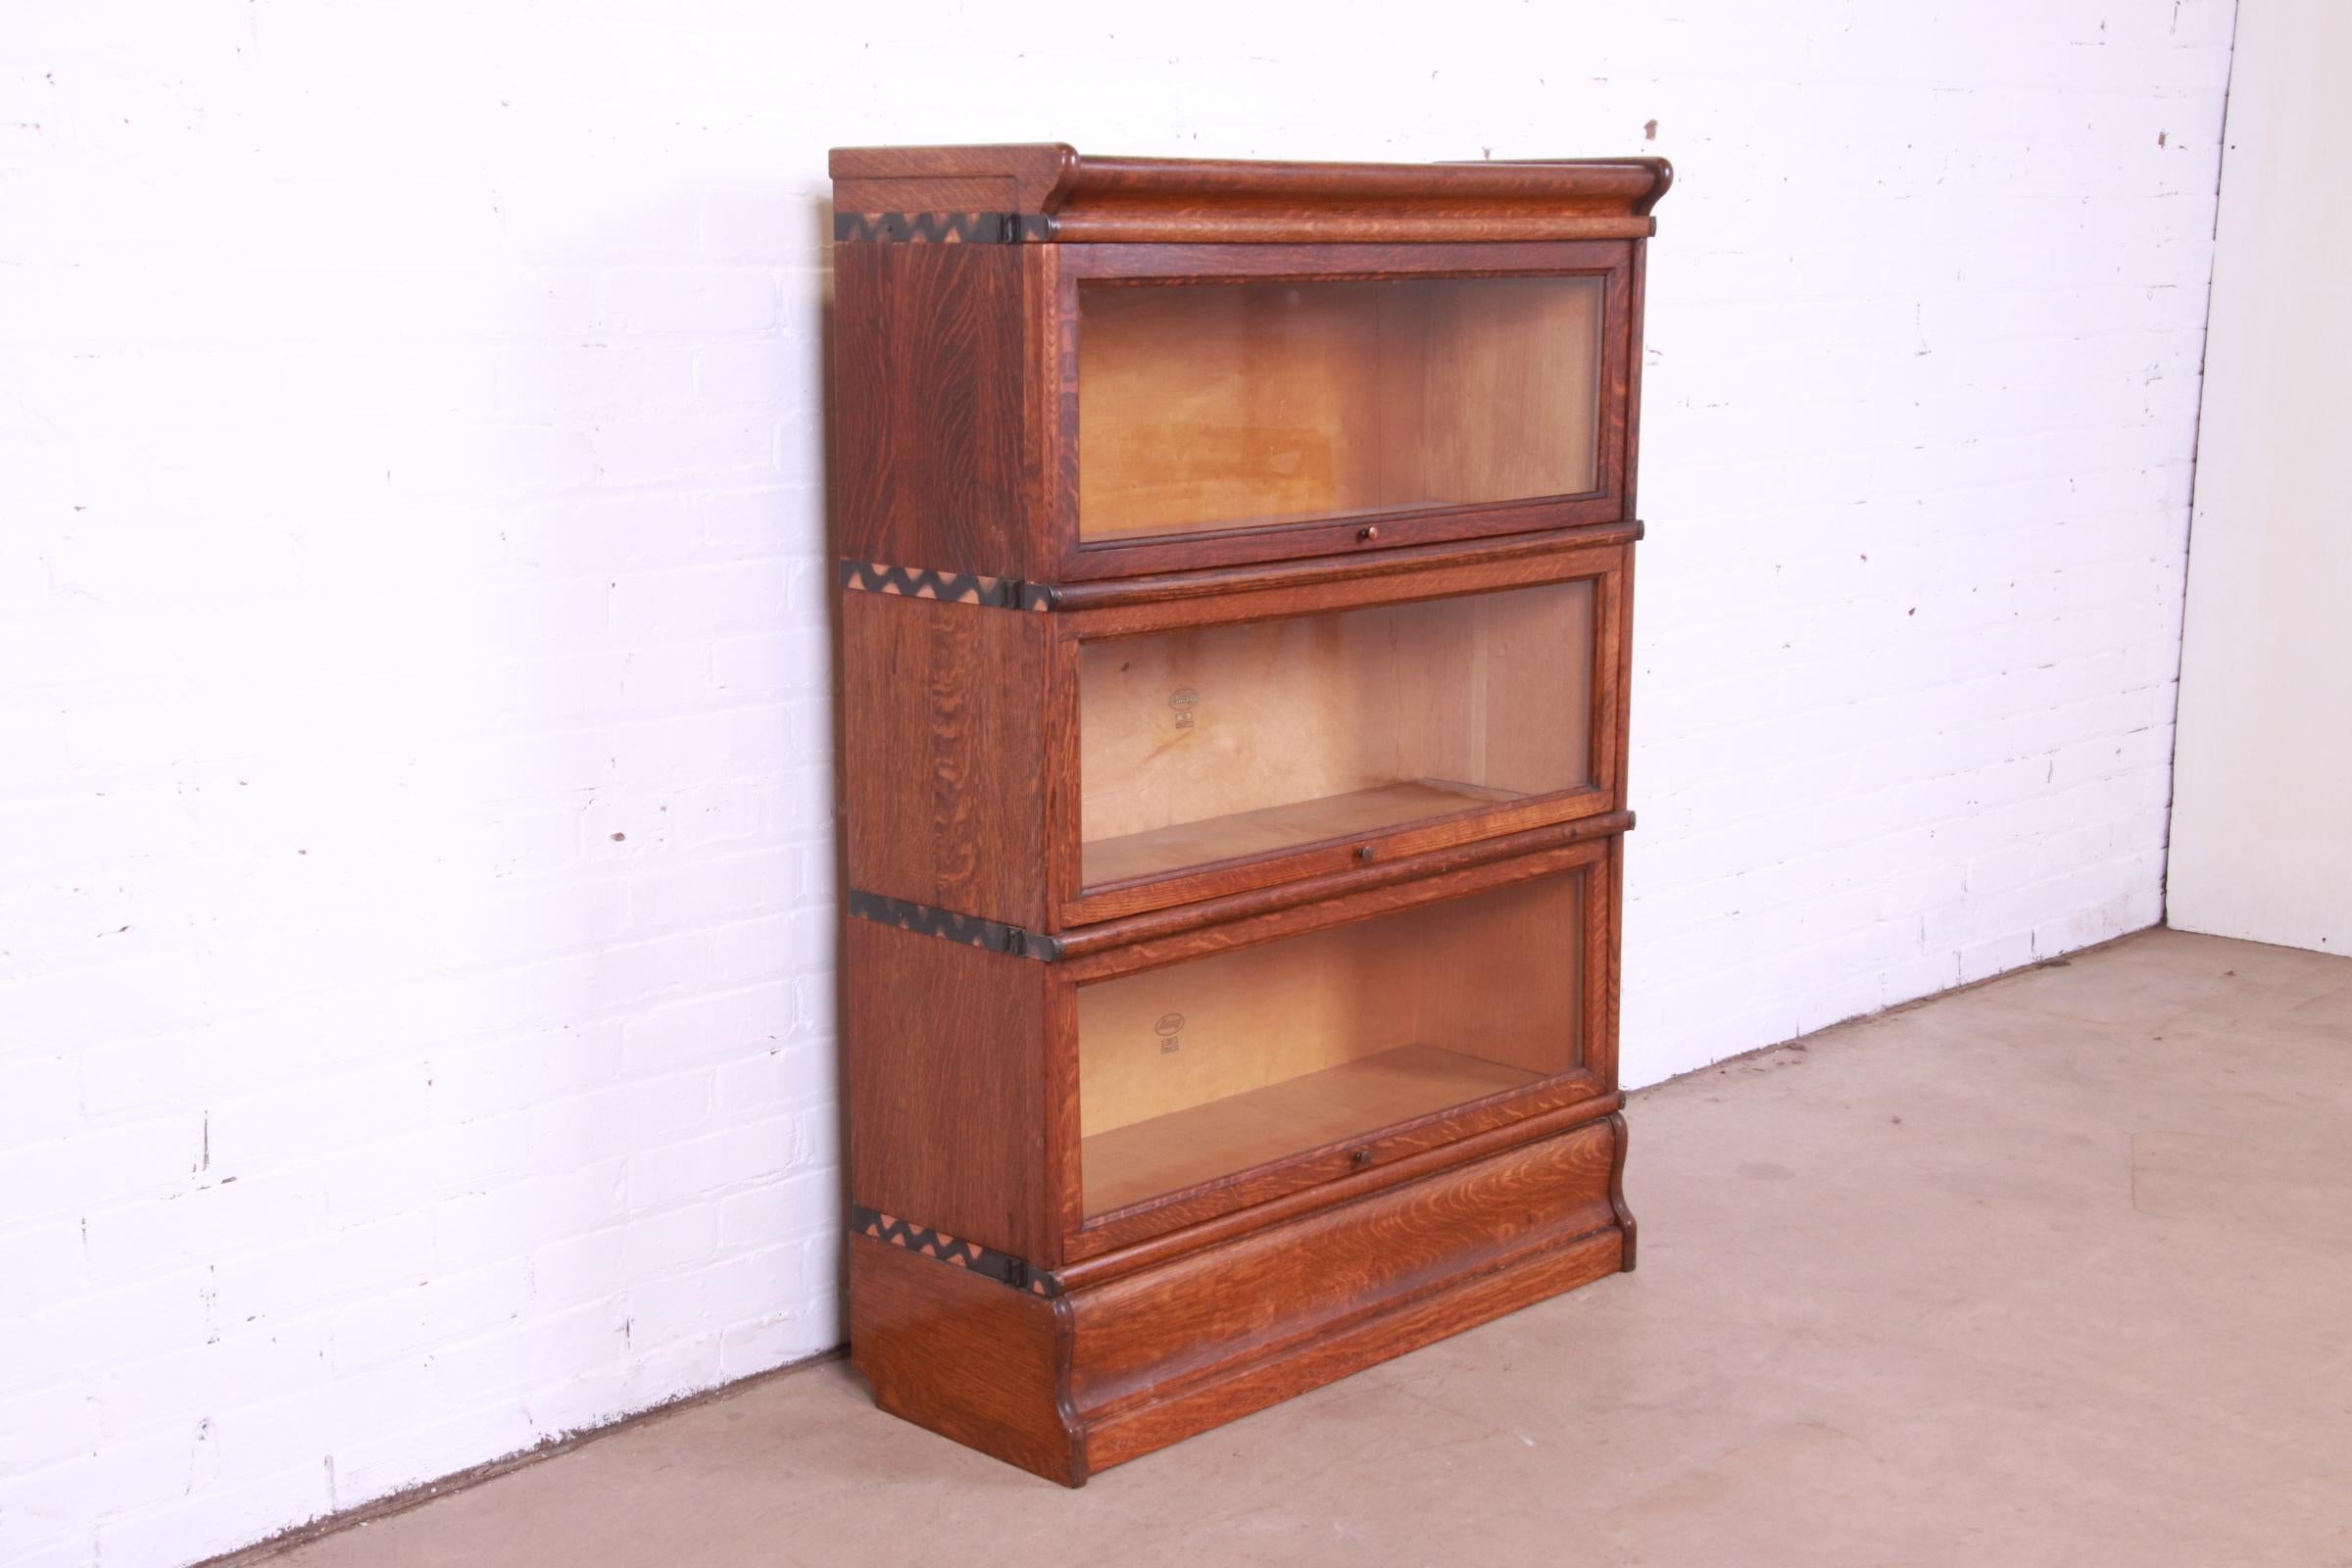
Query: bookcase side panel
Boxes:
[
  {"xmin": 845, "ymin": 918, "xmax": 1054, "ymax": 1262},
  {"xmin": 842, "ymin": 590, "xmax": 1051, "ymax": 929},
  {"xmin": 831, "ymin": 241, "xmax": 1039, "ymax": 579}
]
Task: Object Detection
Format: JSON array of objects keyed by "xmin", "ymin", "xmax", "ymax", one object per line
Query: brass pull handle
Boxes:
[{"xmin": 1357, "ymin": 524, "xmax": 1380, "ymax": 542}]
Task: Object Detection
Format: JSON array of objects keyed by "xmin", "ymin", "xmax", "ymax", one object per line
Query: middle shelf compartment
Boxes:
[
  {"xmin": 840, "ymin": 530, "xmax": 1630, "ymax": 938},
  {"xmin": 1079, "ymin": 576, "xmax": 1592, "ymax": 889},
  {"xmin": 1053, "ymin": 536, "xmax": 1630, "ymax": 926}
]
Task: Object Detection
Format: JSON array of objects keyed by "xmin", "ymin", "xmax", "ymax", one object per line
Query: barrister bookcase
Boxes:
[{"xmin": 828, "ymin": 144, "xmax": 1669, "ymax": 1484}]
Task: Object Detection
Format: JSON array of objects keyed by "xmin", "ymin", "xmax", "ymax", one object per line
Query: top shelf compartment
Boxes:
[
  {"xmin": 1049, "ymin": 244, "xmax": 1638, "ymax": 579},
  {"xmin": 1077, "ymin": 273, "xmax": 1604, "ymax": 545},
  {"xmin": 829, "ymin": 145, "xmax": 1666, "ymax": 588}
]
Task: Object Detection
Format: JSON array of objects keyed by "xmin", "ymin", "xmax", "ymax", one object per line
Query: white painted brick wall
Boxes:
[{"xmin": 0, "ymin": 2, "xmax": 2230, "ymax": 1562}]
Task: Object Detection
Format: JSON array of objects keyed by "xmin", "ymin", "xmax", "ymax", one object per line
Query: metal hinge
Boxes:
[
  {"xmin": 837, "ymin": 560, "xmax": 1054, "ymax": 612},
  {"xmin": 847, "ymin": 891, "xmax": 1064, "ymax": 962},
  {"xmin": 834, "ymin": 211, "xmax": 1056, "ymax": 245},
  {"xmin": 852, "ymin": 1206, "xmax": 1063, "ymax": 1298},
  {"xmin": 995, "ymin": 577, "xmax": 1056, "ymax": 611}
]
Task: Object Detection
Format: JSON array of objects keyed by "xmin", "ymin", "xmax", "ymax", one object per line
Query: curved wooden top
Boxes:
[{"xmin": 828, "ymin": 144, "xmax": 1672, "ymax": 243}]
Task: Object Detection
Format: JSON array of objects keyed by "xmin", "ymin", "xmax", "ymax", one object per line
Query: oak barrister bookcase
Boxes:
[{"xmin": 829, "ymin": 144, "xmax": 1669, "ymax": 1484}]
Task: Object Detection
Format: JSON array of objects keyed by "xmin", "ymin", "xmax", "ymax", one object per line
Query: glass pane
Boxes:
[
  {"xmin": 1078, "ymin": 871, "xmax": 1584, "ymax": 1214},
  {"xmin": 1080, "ymin": 580, "xmax": 1594, "ymax": 890},
  {"xmin": 1078, "ymin": 274, "xmax": 1603, "ymax": 541}
]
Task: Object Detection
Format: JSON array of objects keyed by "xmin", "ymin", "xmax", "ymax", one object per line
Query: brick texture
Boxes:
[{"xmin": 0, "ymin": 3, "xmax": 2230, "ymax": 1563}]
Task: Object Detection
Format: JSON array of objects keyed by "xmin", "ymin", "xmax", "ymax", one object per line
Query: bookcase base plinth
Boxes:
[{"xmin": 849, "ymin": 1111, "xmax": 1631, "ymax": 1486}]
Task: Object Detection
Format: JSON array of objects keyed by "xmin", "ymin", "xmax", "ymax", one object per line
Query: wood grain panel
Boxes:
[
  {"xmin": 845, "ymin": 919, "xmax": 1052, "ymax": 1261},
  {"xmin": 832, "ymin": 173, "xmax": 1016, "ymax": 213},
  {"xmin": 842, "ymin": 591, "xmax": 1048, "ymax": 928},
  {"xmin": 831, "ymin": 242, "xmax": 1037, "ymax": 579},
  {"xmin": 1420, "ymin": 274, "xmax": 1601, "ymax": 501},
  {"xmin": 1083, "ymin": 1224, "xmax": 1623, "ymax": 1473},
  {"xmin": 848, "ymin": 1235, "xmax": 1082, "ymax": 1486},
  {"xmin": 1066, "ymin": 1116, "xmax": 1622, "ymax": 1420},
  {"xmin": 828, "ymin": 142, "xmax": 1076, "ymax": 215}
]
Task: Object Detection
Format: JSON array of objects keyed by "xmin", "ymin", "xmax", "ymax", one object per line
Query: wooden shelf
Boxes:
[
  {"xmin": 1082, "ymin": 778, "xmax": 1521, "ymax": 888},
  {"xmin": 1082, "ymin": 1043, "xmax": 1543, "ymax": 1215}
]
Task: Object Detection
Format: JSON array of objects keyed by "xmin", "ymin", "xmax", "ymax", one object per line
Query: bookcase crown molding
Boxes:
[{"xmin": 829, "ymin": 143, "xmax": 1674, "ymax": 243}]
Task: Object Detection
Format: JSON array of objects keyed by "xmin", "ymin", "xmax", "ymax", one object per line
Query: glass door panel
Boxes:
[
  {"xmin": 1077, "ymin": 274, "xmax": 1604, "ymax": 542},
  {"xmin": 1079, "ymin": 579, "xmax": 1595, "ymax": 891},
  {"xmin": 1077, "ymin": 871, "xmax": 1584, "ymax": 1215}
]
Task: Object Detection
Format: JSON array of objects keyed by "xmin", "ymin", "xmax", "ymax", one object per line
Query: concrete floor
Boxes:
[{"xmin": 261, "ymin": 928, "xmax": 2352, "ymax": 1567}]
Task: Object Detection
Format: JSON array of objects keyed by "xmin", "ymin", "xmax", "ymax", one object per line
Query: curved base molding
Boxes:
[{"xmin": 849, "ymin": 1112, "xmax": 1631, "ymax": 1486}]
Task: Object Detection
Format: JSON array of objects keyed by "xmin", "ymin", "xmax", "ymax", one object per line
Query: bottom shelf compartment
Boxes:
[
  {"xmin": 1076, "ymin": 868, "xmax": 1587, "ymax": 1218},
  {"xmin": 1081, "ymin": 1043, "xmax": 1541, "ymax": 1214}
]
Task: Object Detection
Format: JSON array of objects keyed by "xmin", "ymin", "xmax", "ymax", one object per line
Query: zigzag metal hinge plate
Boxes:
[
  {"xmin": 852, "ymin": 1205, "xmax": 1063, "ymax": 1298},
  {"xmin": 846, "ymin": 891, "xmax": 1064, "ymax": 962},
  {"xmin": 836, "ymin": 560, "xmax": 1055, "ymax": 612},
  {"xmin": 833, "ymin": 212, "xmax": 1056, "ymax": 245}
]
